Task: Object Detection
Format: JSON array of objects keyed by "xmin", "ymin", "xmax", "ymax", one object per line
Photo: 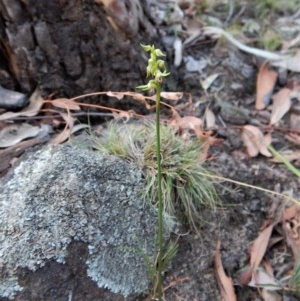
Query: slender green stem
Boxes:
[
  {"xmin": 137, "ymin": 44, "xmax": 170, "ymax": 300},
  {"xmin": 155, "ymin": 84, "xmax": 163, "ymax": 299},
  {"xmin": 267, "ymin": 145, "xmax": 300, "ymax": 178}
]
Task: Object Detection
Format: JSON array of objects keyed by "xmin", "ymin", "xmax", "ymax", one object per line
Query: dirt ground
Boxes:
[
  {"xmin": 156, "ymin": 2, "xmax": 300, "ymax": 300},
  {"xmin": 1, "ymin": 1, "xmax": 300, "ymax": 301}
]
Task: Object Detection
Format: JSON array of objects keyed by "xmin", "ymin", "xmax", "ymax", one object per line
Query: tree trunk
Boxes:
[{"xmin": 0, "ymin": 0, "xmax": 160, "ymax": 109}]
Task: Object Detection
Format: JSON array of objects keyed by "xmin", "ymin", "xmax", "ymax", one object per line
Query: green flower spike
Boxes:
[
  {"xmin": 137, "ymin": 45, "xmax": 172, "ymax": 301},
  {"xmin": 137, "ymin": 44, "xmax": 170, "ymax": 91}
]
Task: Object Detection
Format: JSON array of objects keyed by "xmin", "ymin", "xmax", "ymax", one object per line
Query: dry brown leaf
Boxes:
[
  {"xmin": 0, "ymin": 123, "xmax": 40, "ymax": 148},
  {"xmin": 290, "ymin": 84, "xmax": 300, "ymax": 100},
  {"xmin": 203, "ymin": 26, "xmax": 283, "ymax": 60},
  {"xmin": 215, "ymin": 240, "xmax": 237, "ymax": 301},
  {"xmin": 175, "ymin": 116, "xmax": 204, "ymax": 139},
  {"xmin": 249, "ymin": 262, "xmax": 281, "ymax": 291},
  {"xmin": 282, "ymin": 33, "xmax": 300, "ymax": 51},
  {"xmin": 290, "ymin": 113, "xmax": 300, "ymax": 130},
  {"xmin": 201, "ymin": 73, "xmax": 220, "ymax": 92},
  {"xmin": 160, "ymin": 92, "xmax": 183, "ymax": 101},
  {"xmin": 112, "ymin": 111, "xmax": 132, "ymax": 122},
  {"xmin": 175, "ymin": 116, "xmax": 202, "ymax": 130},
  {"xmin": 57, "ymin": 111, "xmax": 74, "ymax": 129},
  {"xmin": 53, "ymin": 111, "xmax": 75, "ymax": 144},
  {"xmin": 249, "ymin": 270, "xmax": 280, "ymax": 290},
  {"xmin": 106, "ymin": 91, "xmax": 125, "ymax": 100},
  {"xmin": 256, "ymin": 62, "xmax": 277, "ymax": 110},
  {"xmin": 263, "ymin": 260, "xmax": 275, "ymax": 277},
  {"xmin": 205, "ymin": 108, "xmax": 216, "ymax": 129},
  {"xmin": 53, "ymin": 124, "xmax": 89, "ymax": 144},
  {"xmin": 272, "ymin": 50, "xmax": 300, "ymax": 73},
  {"xmin": 198, "ymin": 134, "xmax": 220, "ymax": 163},
  {"xmin": 0, "ymin": 88, "xmax": 44, "ymax": 120},
  {"xmin": 173, "ymin": 37, "xmax": 183, "ymax": 67},
  {"xmin": 183, "ymin": 17, "xmax": 202, "ymax": 46},
  {"xmin": 237, "ymin": 222, "xmax": 275, "ymax": 287},
  {"xmin": 52, "ymin": 98, "xmax": 81, "ymax": 111},
  {"xmin": 125, "ymin": 92, "xmax": 149, "ymax": 108},
  {"xmin": 285, "ymin": 133, "xmax": 300, "ymax": 145},
  {"xmin": 94, "ymin": 0, "xmax": 113, "ymax": 7},
  {"xmin": 271, "ymin": 150, "xmax": 300, "ymax": 163},
  {"xmin": 282, "ymin": 204, "xmax": 298, "ymax": 222},
  {"xmin": 270, "ymin": 88, "xmax": 292, "ymax": 125},
  {"xmin": 241, "ymin": 125, "xmax": 272, "ymax": 157},
  {"xmin": 281, "ymin": 205, "xmax": 300, "ymax": 261},
  {"xmin": 237, "ymin": 268, "xmax": 252, "ymax": 286},
  {"xmin": 264, "ymin": 132, "xmax": 272, "ymax": 147},
  {"xmin": 250, "ymin": 223, "xmax": 274, "ymax": 270},
  {"xmin": 170, "ymin": 107, "xmax": 182, "ymax": 122}
]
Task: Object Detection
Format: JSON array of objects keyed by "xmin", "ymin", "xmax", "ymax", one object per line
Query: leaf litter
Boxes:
[
  {"xmin": 255, "ymin": 62, "xmax": 277, "ymax": 110},
  {"xmin": 1, "ymin": 2, "xmax": 300, "ymax": 300},
  {"xmin": 241, "ymin": 125, "xmax": 272, "ymax": 157}
]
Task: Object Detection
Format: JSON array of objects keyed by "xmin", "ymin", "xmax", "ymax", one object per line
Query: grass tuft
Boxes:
[
  {"xmin": 93, "ymin": 121, "xmax": 220, "ymax": 232},
  {"xmin": 290, "ymin": 264, "xmax": 300, "ymax": 292}
]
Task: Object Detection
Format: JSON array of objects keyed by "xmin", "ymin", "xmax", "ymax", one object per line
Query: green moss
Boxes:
[
  {"xmin": 259, "ymin": 29, "xmax": 282, "ymax": 51},
  {"xmin": 255, "ymin": 0, "xmax": 299, "ymax": 14}
]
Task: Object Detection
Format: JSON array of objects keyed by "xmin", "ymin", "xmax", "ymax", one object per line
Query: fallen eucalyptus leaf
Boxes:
[
  {"xmin": 241, "ymin": 125, "xmax": 272, "ymax": 157},
  {"xmin": 173, "ymin": 37, "xmax": 183, "ymax": 67},
  {"xmin": 270, "ymin": 88, "xmax": 292, "ymax": 125},
  {"xmin": 0, "ymin": 123, "xmax": 40, "ymax": 148},
  {"xmin": 0, "ymin": 88, "xmax": 44, "ymax": 120},
  {"xmin": 215, "ymin": 240, "xmax": 237, "ymax": 301},
  {"xmin": 201, "ymin": 73, "xmax": 220, "ymax": 92},
  {"xmin": 256, "ymin": 62, "xmax": 277, "ymax": 110}
]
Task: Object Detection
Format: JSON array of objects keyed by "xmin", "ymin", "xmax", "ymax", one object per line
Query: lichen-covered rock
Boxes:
[{"xmin": 0, "ymin": 144, "xmax": 173, "ymax": 300}]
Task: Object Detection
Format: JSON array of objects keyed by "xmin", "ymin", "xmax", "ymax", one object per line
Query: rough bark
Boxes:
[{"xmin": 0, "ymin": 0, "xmax": 159, "ymax": 109}]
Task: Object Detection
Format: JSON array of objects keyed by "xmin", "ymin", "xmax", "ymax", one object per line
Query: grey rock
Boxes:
[
  {"xmin": 0, "ymin": 85, "xmax": 28, "ymax": 111},
  {"xmin": 0, "ymin": 144, "xmax": 173, "ymax": 299}
]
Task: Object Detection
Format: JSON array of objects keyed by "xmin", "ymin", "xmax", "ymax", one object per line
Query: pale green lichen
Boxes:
[{"xmin": 0, "ymin": 144, "xmax": 173, "ymax": 299}]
